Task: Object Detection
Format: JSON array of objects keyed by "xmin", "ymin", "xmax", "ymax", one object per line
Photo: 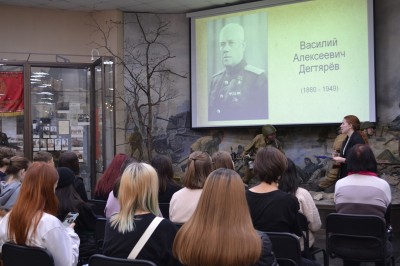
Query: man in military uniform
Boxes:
[
  {"xmin": 242, "ymin": 125, "xmax": 283, "ymax": 184},
  {"xmin": 208, "ymin": 23, "xmax": 268, "ymax": 121},
  {"xmin": 129, "ymin": 127, "xmax": 143, "ymax": 160},
  {"xmin": 190, "ymin": 130, "xmax": 224, "ymax": 156},
  {"xmin": 360, "ymin": 121, "xmax": 376, "ymax": 138}
]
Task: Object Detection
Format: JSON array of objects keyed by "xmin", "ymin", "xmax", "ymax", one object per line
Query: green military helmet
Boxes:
[
  {"xmin": 360, "ymin": 121, "xmax": 376, "ymax": 130},
  {"xmin": 262, "ymin": 125, "xmax": 277, "ymax": 136}
]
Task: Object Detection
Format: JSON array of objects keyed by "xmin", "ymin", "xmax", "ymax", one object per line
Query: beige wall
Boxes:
[
  {"xmin": 0, "ymin": 5, "xmax": 122, "ymax": 60},
  {"xmin": 0, "ymin": 4, "xmax": 126, "ymax": 154}
]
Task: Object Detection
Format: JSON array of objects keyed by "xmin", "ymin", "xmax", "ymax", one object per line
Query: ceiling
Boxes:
[{"xmin": 0, "ymin": 0, "xmax": 266, "ymax": 13}]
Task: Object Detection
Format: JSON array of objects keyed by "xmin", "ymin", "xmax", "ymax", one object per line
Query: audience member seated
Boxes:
[
  {"xmin": 169, "ymin": 151, "xmax": 212, "ymax": 223},
  {"xmin": 279, "ymin": 159, "xmax": 321, "ymax": 251},
  {"xmin": 173, "ymin": 168, "xmax": 277, "ymax": 266},
  {"xmin": 102, "ymin": 162, "xmax": 180, "ymax": 265},
  {"xmin": 150, "ymin": 155, "xmax": 181, "ymax": 204},
  {"xmin": 104, "ymin": 158, "xmax": 137, "ymax": 218},
  {"xmin": 55, "ymin": 167, "xmax": 98, "ymax": 265},
  {"xmin": 94, "ymin": 153, "xmax": 130, "ymax": 201},
  {"xmin": 334, "ymin": 144, "xmax": 392, "ymax": 266},
  {"xmin": 211, "ymin": 150, "xmax": 234, "ymax": 170},
  {"xmin": 0, "ymin": 156, "xmax": 30, "ymax": 211},
  {"xmin": 246, "ymin": 147, "xmax": 319, "ymax": 266},
  {"xmin": 0, "ymin": 147, "xmax": 16, "ymax": 181},
  {"xmin": 0, "ymin": 162, "xmax": 80, "ymax": 266},
  {"xmin": 58, "ymin": 151, "xmax": 88, "ymax": 201},
  {"xmin": 246, "ymin": 147, "xmax": 301, "ymax": 234},
  {"xmin": 33, "ymin": 151, "xmax": 55, "ymax": 166}
]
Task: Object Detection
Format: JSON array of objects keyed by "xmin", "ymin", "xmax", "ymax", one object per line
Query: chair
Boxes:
[
  {"xmin": 2, "ymin": 242, "xmax": 54, "ymax": 266},
  {"xmin": 89, "ymin": 254, "xmax": 157, "ymax": 266},
  {"xmin": 158, "ymin": 202, "xmax": 170, "ymax": 219},
  {"xmin": 325, "ymin": 213, "xmax": 395, "ymax": 266},
  {"xmin": 266, "ymin": 232, "xmax": 302, "ymax": 266},
  {"xmin": 88, "ymin": 199, "xmax": 107, "ymax": 217},
  {"xmin": 298, "ymin": 212, "xmax": 328, "ymax": 266},
  {"xmin": 95, "ymin": 217, "xmax": 107, "ymax": 253}
]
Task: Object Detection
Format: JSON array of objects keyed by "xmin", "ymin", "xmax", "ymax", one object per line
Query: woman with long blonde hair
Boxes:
[
  {"xmin": 173, "ymin": 168, "xmax": 277, "ymax": 266},
  {"xmin": 0, "ymin": 162, "xmax": 79, "ymax": 266},
  {"xmin": 102, "ymin": 162, "xmax": 180, "ymax": 266}
]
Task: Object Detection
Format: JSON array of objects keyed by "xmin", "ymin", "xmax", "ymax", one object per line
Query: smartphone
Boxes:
[{"xmin": 62, "ymin": 212, "xmax": 79, "ymax": 226}]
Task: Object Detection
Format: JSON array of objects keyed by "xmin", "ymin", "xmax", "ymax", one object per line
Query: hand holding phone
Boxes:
[{"xmin": 62, "ymin": 212, "xmax": 79, "ymax": 227}]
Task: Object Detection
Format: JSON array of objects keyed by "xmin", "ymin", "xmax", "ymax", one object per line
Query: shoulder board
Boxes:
[{"xmin": 244, "ymin": 65, "xmax": 265, "ymax": 75}]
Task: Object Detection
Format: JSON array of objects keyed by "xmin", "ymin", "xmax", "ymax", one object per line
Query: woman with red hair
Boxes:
[
  {"xmin": 94, "ymin": 153, "xmax": 130, "ymax": 200},
  {"xmin": 0, "ymin": 162, "xmax": 79, "ymax": 266}
]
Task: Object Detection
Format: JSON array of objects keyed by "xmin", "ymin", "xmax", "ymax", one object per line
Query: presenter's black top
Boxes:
[
  {"xmin": 208, "ymin": 60, "xmax": 268, "ymax": 121},
  {"xmin": 338, "ymin": 131, "xmax": 366, "ymax": 179}
]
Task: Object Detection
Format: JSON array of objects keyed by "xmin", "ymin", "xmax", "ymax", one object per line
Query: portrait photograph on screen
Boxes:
[
  {"xmin": 189, "ymin": 0, "xmax": 376, "ymax": 128},
  {"xmin": 207, "ymin": 13, "xmax": 268, "ymax": 122}
]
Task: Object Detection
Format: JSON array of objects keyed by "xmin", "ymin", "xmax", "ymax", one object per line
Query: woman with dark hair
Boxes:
[
  {"xmin": 58, "ymin": 151, "xmax": 88, "ymax": 201},
  {"xmin": 333, "ymin": 115, "xmax": 367, "ymax": 179},
  {"xmin": 334, "ymin": 144, "xmax": 392, "ymax": 266},
  {"xmin": 246, "ymin": 147, "xmax": 300, "ymax": 234},
  {"xmin": 55, "ymin": 167, "xmax": 98, "ymax": 264},
  {"xmin": 169, "ymin": 151, "xmax": 212, "ymax": 223},
  {"xmin": 174, "ymin": 168, "xmax": 277, "ymax": 266},
  {"xmin": 151, "ymin": 155, "xmax": 181, "ymax": 204},
  {"xmin": 0, "ymin": 147, "xmax": 16, "ymax": 181},
  {"xmin": 211, "ymin": 150, "xmax": 234, "ymax": 170},
  {"xmin": 279, "ymin": 159, "xmax": 321, "ymax": 250},
  {"xmin": 0, "ymin": 162, "xmax": 79, "ymax": 266},
  {"xmin": 94, "ymin": 153, "xmax": 130, "ymax": 200},
  {"xmin": 0, "ymin": 156, "xmax": 30, "ymax": 211},
  {"xmin": 334, "ymin": 144, "xmax": 391, "ymax": 219}
]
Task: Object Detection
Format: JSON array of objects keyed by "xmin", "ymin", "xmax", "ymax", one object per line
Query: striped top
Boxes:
[{"xmin": 334, "ymin": 174, "xmax": 391, "ymax": 219}]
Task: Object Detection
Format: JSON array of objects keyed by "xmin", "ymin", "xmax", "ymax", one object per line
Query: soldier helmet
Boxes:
[
  {"xmin": 262, "ymin": 125, "xmax": 277, "ymax": 136},
  {"xmin": 360, "ymin": 121, "xmax": 375, "ymax": 130}
]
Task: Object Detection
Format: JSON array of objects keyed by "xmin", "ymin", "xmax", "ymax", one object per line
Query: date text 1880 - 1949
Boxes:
[{"xmin": 301, "ymin": 85, "xmax": 338, "ymax": 94}]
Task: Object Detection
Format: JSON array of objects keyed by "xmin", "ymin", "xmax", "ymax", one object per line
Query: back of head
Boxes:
[
  {"xmin": 183, "ymin": 151, "xmax": 212, "ymax": 189},
  {"xmin": 58, "ymin": 151, "xmax": 79, "ymax": 175},
  {"xmin": 9, "ymin": 162, "xmax": 58, "ymax": 244},
  {"xmin": 56, "ymin": 167, "xmax": 76, "ymax": 190},
  {"xmin": 5, "ymin": 156, "xmax": 30, "ymax": 176},
  {"xmin": 211, "ymin": 151, "xmax": 234, "ymax": 170},
  {"xmin": 344, "ymin": 115, "xmax": 361, "ymax": 131},
  {"xmin": 56, "ymin": 167, "xmax": 83, "ymax": 216},
  {"xmin": 278, "ymin": 158, "xmax": 300, "ymax": 195},
  {"xmin": 254, "ymin": 147, "xmax": 287, "ymax": 184},
  {"xmin": 347, "ymin": 144, "xmax": 377, "ymax": 173},
  {"xmin": 151, "ymin": 154, "xmax": 174, "ymax": 193},
  {"xmin": 0, "ymin": 147, "xmax": 16, "ymax": 168},
  {"xmin": 173, "ymin": 168, "xmax": 261, "ymax": 266},
  {"xmin": 262, "ymin": 124, "xmax": 277, "ymax": 136},
  {"xmin": 33, "ymin": 151, "xmax": 53, "ymax": 163},
  {"xmin": 94, "ymin": 153, "xmax": 130, "ymax": 198},
  {"xmin": 111, "ymin": 162, "xmax": 159, "ymax": 233}
]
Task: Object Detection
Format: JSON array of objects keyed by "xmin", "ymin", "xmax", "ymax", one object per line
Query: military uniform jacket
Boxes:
[
  {"xmin": 244, "ymin": 134, "xmax": 283, "ymax": 156},
  {"xmin": 208, "ymin": 60, "xmax": 268, "ymax": 121}
]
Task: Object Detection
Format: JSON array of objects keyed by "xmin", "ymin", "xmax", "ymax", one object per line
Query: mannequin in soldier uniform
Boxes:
[
  {"xmin": 360, "ymin": 121, "xmax": 376, "ymax": 138},
  {"xmin": 242, "ymin": 125, "xmax": 283, "ymax": 184},
  {"xmin": 208, "ymin": 23, "xmax": 268, "ymax": 121}
]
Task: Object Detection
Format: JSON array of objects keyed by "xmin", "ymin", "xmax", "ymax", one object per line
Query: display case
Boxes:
[{"xmin": 0, "ymin": 57, "xmax": 115, "ymax": 197}]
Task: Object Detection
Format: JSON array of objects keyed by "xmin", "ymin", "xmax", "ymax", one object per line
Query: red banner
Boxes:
[{"xmin": 0, "ymin": 72, "xmax": 24, "ymax": 116}]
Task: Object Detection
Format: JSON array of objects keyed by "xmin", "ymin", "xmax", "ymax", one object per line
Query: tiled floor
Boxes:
[{"xmin": 312, "ymin": 230, "xmax": 400, "ymax": 266}]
